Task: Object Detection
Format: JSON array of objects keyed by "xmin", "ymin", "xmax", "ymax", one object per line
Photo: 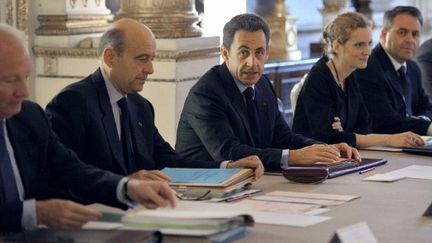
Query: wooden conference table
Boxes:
[{"xmin": 238, "ymin": 150, "xmax": 432, "ymax": 243}]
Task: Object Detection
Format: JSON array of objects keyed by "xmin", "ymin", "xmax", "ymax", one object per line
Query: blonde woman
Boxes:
[{"xmin": 292, "ymin": 12, "xmax": 424, "ymax": 148}]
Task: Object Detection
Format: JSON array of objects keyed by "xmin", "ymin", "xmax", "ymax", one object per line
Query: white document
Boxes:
[
  {"xmin": 251, "ymin": 211, "xmax": 331, "ymax": 227},
  {"xmin": 251, "ymin": 190, "xmax": 359, "ymax": 206},
  {"xmin": 362, "ymin": 173, "xmax": 405, "ymax": 182},
  {"xmin": 363, "ymin": 165, "xmax": 432, "ymax": 182},
  {"xmin": 334, "ymin": 221, "xmax": 378, "ymax": 243},
  {"xmin": 361, "ymin": 146, "xmax": 402, "ymax": 152},
  {"xmin": 83, "ymin": 221, "xmax": 122, "ymax": 229}
]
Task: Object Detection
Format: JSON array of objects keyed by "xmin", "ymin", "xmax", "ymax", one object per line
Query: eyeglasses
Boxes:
[{"xmin": 174, "ymin": 189, "xmax": 211, "ymax": 201}]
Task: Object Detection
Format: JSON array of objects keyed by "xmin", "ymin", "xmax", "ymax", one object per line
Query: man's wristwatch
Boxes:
[{"xmin": 123, "ymin": 179, "xmax": 133, "ymax": 201}]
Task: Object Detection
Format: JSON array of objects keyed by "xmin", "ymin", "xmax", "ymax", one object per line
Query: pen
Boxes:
[
  {"xmin": 359, "ymin": 167, "xmax": 375, "ymax": 174},
  {"xmin": 225, "ymin": 193, "xmax": 251, "ymax": 202}
]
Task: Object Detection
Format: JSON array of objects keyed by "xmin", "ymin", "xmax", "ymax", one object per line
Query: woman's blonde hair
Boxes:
[{"xmin": 322, "ymin": 12, "xmax": 371, "ymax": 57}]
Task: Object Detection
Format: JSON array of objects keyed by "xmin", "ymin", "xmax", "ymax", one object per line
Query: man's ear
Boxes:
[
  {"xmin": 221, "ymin": 46, "xmax": 229, "ymax": 62},
  {"xmin": 379, "ymin": 28, "xmax": 388, "ymax": 44},
  {"xmin": 103, "ymin": 47, "xmax": 115, "ymax": 68}
]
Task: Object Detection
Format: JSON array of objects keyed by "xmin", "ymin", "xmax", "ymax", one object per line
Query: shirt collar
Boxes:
[
  {"xmin": 384, "ymin": 49, "xmax": 407, "ymax": 72},
  {"xmin": 232, "ymin": 77, "xmax": 255, "ymax": 98},
  {"xmin": 100, "ymin": 68, "xmax": 126, "ymax": 105}
]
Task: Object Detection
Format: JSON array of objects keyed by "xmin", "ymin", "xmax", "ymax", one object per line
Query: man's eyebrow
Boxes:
[
  {"xmin": 135, "ymin": 53, "xmax": 152, "ymax": 59},
  {"xmin": 238, "ymin": 45, "xmax": 250, "ymax": 50}
]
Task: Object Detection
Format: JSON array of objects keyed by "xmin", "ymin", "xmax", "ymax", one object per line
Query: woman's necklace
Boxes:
[{"xmin": 330, "ymin": 59, "xmax": 344, "ymax": 91}]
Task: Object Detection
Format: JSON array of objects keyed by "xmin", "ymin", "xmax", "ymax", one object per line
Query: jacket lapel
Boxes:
[
  {"xmin": 92, "ymin": 70, "xmax": 128, "ymax": 174},
  {"xmin": 376, "ymin": 45, "xmax": 405, "ymax": 98},
  {"xmin": 219, "ymin": 64, "xmax": 257, "ymax": 146},
  {"xmin": 6, "ymin": 117, "xmax": 38, "ymax": 199}
]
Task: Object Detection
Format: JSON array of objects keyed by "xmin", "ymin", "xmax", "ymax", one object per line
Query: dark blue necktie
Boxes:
[
  {"xmin": 398, "ymin": 66, "xmax": 412, "ymax": 116},
  {"xmin": 243, "ymin": 87, "xmax": 261, "ymax": 146},
  {"xmin": 0, "ymin": 120, "xmax": 20, "ymax": 203},
  {"xmin": 117, "ymin": 98, "xmax": 136, "ymax": 173}
]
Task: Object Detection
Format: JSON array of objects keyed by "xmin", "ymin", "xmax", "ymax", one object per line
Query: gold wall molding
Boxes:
[
  {"xmin": 33, "ymin": 46, "xmax": 220, "ymax": 61},
  {"xmin": 6, "ymin": 0, "xmax": 13, "ymax": 26},
  {"xmin": 33, "ymin": 47, "xmax": 98, "ymax": 58},
  {"xmin": 5, "ymin": 0, "xmax": 28, "ymax": 34},
  {"xmin": 36, "ymin": 14, "xmax": 112, "ymax": 35},
  {"xmin": 16, "ymin": 0, "xmax": 28, "ymax": 34}
]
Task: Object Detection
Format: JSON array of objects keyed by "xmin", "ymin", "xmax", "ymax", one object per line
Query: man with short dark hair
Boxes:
[
  {"xmin": 176, "ymin": 13, "xmax": 360, "ymax": 171},
  {"xmin": 0, "ymin": 23, "xmax": 175, "ymax": 233},
  {"xmin": 356, "ymin": 6, "xmax": 432, "ymax": 135},
  {"xmin": 46, "ymin": 18, "xmax": 264, "ymax": 187}
]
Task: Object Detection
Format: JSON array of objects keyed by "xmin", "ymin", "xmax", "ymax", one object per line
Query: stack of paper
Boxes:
[
  {"xmin": 162, "ymin": 168, "xmax": 255, "ymax": 199},
  {"xmin": 122, "ymin": 209, "xmax": 253, "ymax": 236}
]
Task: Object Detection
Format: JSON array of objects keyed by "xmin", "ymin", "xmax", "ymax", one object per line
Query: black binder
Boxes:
[
  {"xmin": 2, "ymin": 229, "xmax": 162, "ymax": 243},
  {"xmin": 402, "ymin": 144, "xmax": 432, "ymax": 156},
  {"xmin": 282, "ymin": 158, "xmax": 387, "ymax": 184}
]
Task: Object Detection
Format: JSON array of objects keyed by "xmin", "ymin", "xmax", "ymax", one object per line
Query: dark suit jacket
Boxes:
[
  {"xmin": 356, "ymin": 44, "xmax": 432, "ymax": 135},
  {"xmin": 175, "ymin": 63, "xmax": 318, "ymax": 171},
  {"xmin": 414, "ymin": 38, "xmax": 432, "ymax": 101},
  {"xmin": 46, "ymin": 69, "xmax": 220, "ymax": 177},
  {"xmin": 0, "ymin": 101, "xmax": 123, "ymax": 233},
  {"xmin": 292, "ymin": 57, "xmax": 371, "ymax": 147}
]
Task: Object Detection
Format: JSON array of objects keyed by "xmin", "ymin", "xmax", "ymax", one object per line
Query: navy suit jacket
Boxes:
[
  {"xmin": 414, "ymin": 38, "xmax": 432, "ymax": 101},
  {"xmin": 46, "ymin": 69, "xmax": 220, "ymax": 178},
  {"xmin": 0, "ymin": 101, "xmax": 123, "ymax": 233},
  {"xmin": 356, "ymin": 44, "xmax": 432, "ymax": 134},
  {"xmin": 175, "ymin": 63, "xmax": 318, "ymax": 171}
]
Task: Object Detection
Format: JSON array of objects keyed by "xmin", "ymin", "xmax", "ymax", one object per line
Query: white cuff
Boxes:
[{"xmin": 22, "ymin": 199, "xmax": 37, "ymax": 230}]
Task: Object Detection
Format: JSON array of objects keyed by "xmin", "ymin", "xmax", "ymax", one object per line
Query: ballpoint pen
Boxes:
[{"xmin": 359, "ymin": 167, "xmax": 375, "ymax": 174}]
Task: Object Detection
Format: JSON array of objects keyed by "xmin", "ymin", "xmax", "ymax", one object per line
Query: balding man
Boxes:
[
  {"xmin": 45, "ymin": 18, "xmax": 263, "ymax": 193},
  {"xmin": 0, "ymin": 23, "xmax": 175, "ymax": 233}
]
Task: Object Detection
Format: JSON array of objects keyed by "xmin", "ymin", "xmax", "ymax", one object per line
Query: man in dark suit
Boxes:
[
  {"xmin": 356, "ymin": 6, "xmax": 432, "ymax": 135},
  {"xmin": 415, "ymin": 38, "xmax": 432, "ymax": 101},
  {"xmin": 46, "ymin": 18, "xmax": 263, "ymax": 182},
  {"xmin": 0, "ymin": 24, "xmax": 175, "ymax": 233},
  {"xmin": 175, "ymin": 13, "xmax": 360, "ymax": 171}
]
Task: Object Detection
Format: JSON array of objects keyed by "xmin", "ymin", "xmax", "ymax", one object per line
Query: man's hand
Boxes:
[
  {"xmin": 36, "ymin": 199, "xmax": 101, "ymax": 229},
  {"xmin": 127, "ymin": 180, "xmax": 176, "ymax": 209},
  {"xmin": 288, "ymin": 144, "xmax": 342, "ymax": 165},
  {"xmin": 386, "ymin": 132, "xmax": 424, "ymax": 147},
  {"xmin": 129, "ymin": 170, "xmax": 170, "ymax": 182},
  {"xmin": 331, "ymin": 143, "xmax": 361, "ymax": 162},
  {"xmin": 227, "ymin": 155, "xmax": 264, "ymax": 180},
  {"xmin": 288, "ymin": 143, "xmax": 361, "ymax": 165}
]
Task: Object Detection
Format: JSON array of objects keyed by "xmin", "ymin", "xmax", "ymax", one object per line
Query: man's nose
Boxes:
[{"xmin": 16, "ymin": 79, "xmax": 30, "ymax": 98}]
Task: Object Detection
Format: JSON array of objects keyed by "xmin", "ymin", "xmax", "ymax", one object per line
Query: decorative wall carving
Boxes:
[
  {"xmin": 3, "ymin": 0, "xmax": 28, "ymax": 34},
  {"xmin": 16, "ymin": 0, "xmax": 28, "ymax": 34},
  {"xmin": 33, "ymin": 46, "xmax": 220, "ymax": 62},
  {"xmin": 115, "ymin": 0, "xmax": 202, "ymax": 38}
]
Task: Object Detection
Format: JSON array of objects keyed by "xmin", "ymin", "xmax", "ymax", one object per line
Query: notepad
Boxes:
[{"xmin": 162, "ymin": 168, "xmax": 243, "ymax": 185}]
